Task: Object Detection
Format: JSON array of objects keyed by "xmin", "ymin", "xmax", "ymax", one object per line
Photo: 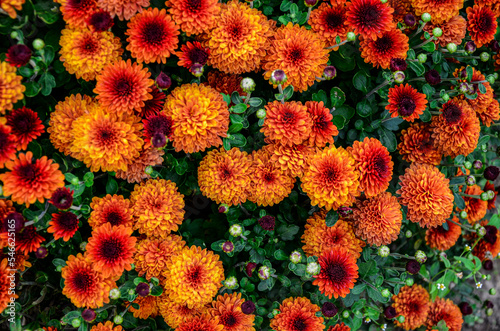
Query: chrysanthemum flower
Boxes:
[
  {"xmin": 387, "ymin": 0, "xmax": 411, "ymax": 23},
  {"xmin": 261, "ymin": 101, "xmax": 312, "ymax": 147},
  {"xmin": 15, "ymin": 225, "xmax": 45, "ymax": 254},
  {"xmin": 467, "ymin": 5, "xmax": 497, "ymax": 48},
  {"xmin": 138, "ymin": 86, "xmax": 165, "ymax": 118},
  {"xmin": 247, "ymin": 149, "xmax": 295, "ymax": 207},
  {"xmin": 266, "ymin": 142, "xmax": 314, "ymax": 178},
  {"xmin": 346, "ymin": 0, "xmax": 395, "ymax": 40},
  {"xmin": 49, "ymin": 187, "xmax": 74, "ymax": 210},
  {"xmin": 359, "ymin": 29, "xmax": 409, "ymax": 69},
  {"xmin": 270, "ymin": 297, "xmax": 324, "ymax": 331},
  {"xmin": 164, "ymin": 245, "xmax": 225, "ymax": 309},
  {"xmin": 386, "ymin": 84, "xmax": 427, "ymax": 122},
  {"xmin": 0, "ymin": 152, "xmax": 65, "ymax": 207},
  {"xmin": 262, "ymin": 23, "xmax": 329, "ymax": 92},
  {"xmin": 198, "ymin": 148, "xmax": 252, "ymax": 206},
  {"xmin": 60, "ymin": 0, "xmax": 98, "ymax": 28},
  {"xmin": 115, "ymin": 146, "xmax": 165, "ymax": 183},
  {"xmin": 462, "ymin": 184, "xmax": 487, "ymax": 225},
  {"xmin": 5, "ymin": 250, "xmax": 31, "ymax": 272},
  {"xmin": 476, "ymin": 0, "xmax": 500, "ymax": 16},
  {"xmin": 0, "ymin": 259, "xmax": 18, "ymax": 313},
  {"xmin": 62, "ymin": 253, "xmax": 115, "ymax": 308},
  {"xmin": 166, "ymin": 0, "xmax": 220, "ymax": 36},
  {"xmin": 163, "ymin": 83, "xmax": 229, "ymax": 153},
  {"xmin": 309, "ymin": 2, "xmax": 349, "ymax": 49},
  {"xmin": 134, "ymin": 235, "xmax": 185, "ymax": 282},
  {"xmin": 177, "ymin": 315, "xmax": 224, "ymax": 331},
  {"xmin": 86, "ymin": 9, "xmax": 114, "ymax": 32},
  {"xmin": 96, "ymin": 0, "xmax": 149, "ymax": 20},
  {"xmin": 126, "ymin": 8, "xmax": 179, "ymax": 64},
  {"xmin": 47, "ymin": 211, "xmax": 79, "ymax": 241},
  {"xmin": 86, "ymin": 223, "xmax": 136, "ymax": 278},
  {"xmin": 210, "ymin": 293, "xmax": 255, "ymax": 331},
  {"xmin": 70, "ymin": 105, "xmax": 144, "ymax": 172},
  {"xmin": 301, "ymin": 145, "xmax": 360, "ymax": 211},
  {"xmin": 129, "ymin": 295, "xmax": 159, "ymax": 319},
  {"xmin": 59, "ymin": 28, "xmax": 123, "ymax": 81},
  {"xmin": 90, "ymin": 321, "xmax": 123, "ymax": 331},
  {"xmin": 425, "ymin": 217, "xmax": 461, "ymax": 251},
  {"xmin": 352, "ymin": 192, "xmax": 402, "ymax": 246},
  {"xmin": 392, "ymin": 285, "xmax": 430, "ymax": 330},
  {"xmin": 412, "ymin": 0, "xmax": 463, "ymax": 24},
  {"xmin": 0, "ymin": 0, "xmax": 24, "ymax": 19},
  {"xmin": 484, "ymin": 181, "xmax": 497, "ymax": 210},
  {"xmin": 348, "ymin": 137, "xmax": 393, "ymax": 197},
  {"xmin": 470, "ymin": 223, "xmax": 500, "ymax": 261},
  {"xmin": 6, "ymin": 107, "xmax": 44, "ymax": 150},
  {"xmin": 142, "ymin": 112, "xmax": 173, "ymax": 146},
  {"xmin": 0, "ymin": 123, "xmax": 16, "ymax": 168},
  {"xmin": 0, "ymin": 199, "xmax": 15, "ymax": 224},
  {"xmin": 431, "ymin": 98, "xmax": 480, "ymax": 158},
  {"xmin": 425, "ymin": 297, "xmax": 463, "ymax": 331},
  {"xmin": 158, "ymin": 294, "xmax": 209, "ymax": 328},
  {"xmin": 6, "ymin": 44, "xmax": 32, "ymax": 68},
  {"xmin": 454, "ymin": 67, "xmax": 493, "ymax": 114},
  {"xmin": 130, "ymin": 179, "xmax": 185, "ymax": 238},
  {"xmin": 423, "ymin": 15, "xmax": 466, "ymax": 47},
  {"xmin": 176, "ymin": 41, "xmax": 210, "ymax": 69},
  {"xmin": 204, "ymin": 0, "xmax": 273, "ymax": 74},
  {"xmin": 94, "ymin": 59, "xmax": 153, "ymax": 114},
  {"xmin": 0, "ymin": 61, "xmax": 25, "ymax": 114},
  {"xmin": 397, "ymin": 163, "xmax": 453, "ymax": 228},
  {"xmin": 305, "ymin": 101, "xmax": 338, "ymax": 148},
  {"xmin": 313, "ymin": 247, "xmax": 359, "ymax": 299},
  {"xmin": 398, "ymin": 122, "xmax": 441, "ymax": 165},
  {"xmin": 479, "ymin": 99, "xmax": 500, "ymax": 127},
  {"xmin": 89, "ymin": 194, "xmax": 133, "ymax": 229},
  {"xmin": 206, "ymin": 70, "xmax": 243, "ymax": 96}
]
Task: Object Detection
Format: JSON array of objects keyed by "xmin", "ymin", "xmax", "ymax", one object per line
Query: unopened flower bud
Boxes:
[
  {"xmin": 393, "ymin": 71, "xmax": 405, "ymax": 83},
  {"xmin": 459, "ymin": 82, "xmax": 471, "ymax": 94},
  {"xmin": 446, "ymin": 43, "xmax": 457, "ymax": 53},
  {"xmin": 406, "ymin": 260, "xmax": 421, "ymax": 274},
  {"xmin": 481, "ymin": 192, "xmax": 489, "ymax": 201},
  {"xmin": 80, "ymin": 241, "xmax": 87, "ymax": 251},
  {"xmin": 306, "ymin": 262, "xmax": 321, "ymax": 276},
  {"xmin": 222, "ymin": 241, "xmax": 234, "ymax": 253},
  {"xmin": 32, "ymin": 38, "xmax": 45, "ymax": 50},
  {"xmin": 381, "ymin": 289, "xmax": 391, "ymax": 297},
  {"xmin": 82, "ymin": 309, "xmax": 96, "ymax": 322},
  {"xmin": 113, "ymin": 315, "xmax": 123, "ymax": 325},
  {"xmin": 404, "ymin": 13, "xmax": 416, "ymax": 27},
  {"xmin": 421, "ymin": 13, "xmax": 431, "ymax": 22},
  {"xmin": 465, "ymin": 41, "xmax": 476, "ymax": 53},
  {"xmin": 378, "ymin": 245, "xmax": 390, "ymax": 257},
  {"xmin": 256, "ymin": 109, "xmax": 266, "ymax": 119},
  {"xmin": 338, "ymin": 206, "xmax": 352, "ymax": 217},
  {"xmin": 384, "ymin": 306, "xmax": 397, "ymax": 319},
  {"xmin": 240, "ymin": 77, "xmax": 256, "ymax": 93},
  {"xmin": 224, "ymin": 276, "xmax": 238, "ymax": 289},
  {"xmin": 323, "ymin": 66, "xmax": 337, "ymax": 80},
  {"xmin": 478, "ymin": 227, "xmax": 487, "ymax": 237},
  {"xmin": 424, "ymin": 69, "xmax": 441, "ymax": 85},
  {"xmin": 460, "ymin": 210, "xmax": 468, "ymax": 219},
  {"xmin": 464, "ymin": 161, "xmax": 473, "ymax": 169},
  {"xmin": 346, "ymin": 32, "xmax": 356, "ymax": 42},
  {"xmin": 397, "ymin": 315, "xmax": 406, "ymax": 324},
  {"xmin": 490, "ymin": 288, "xmax": 497, "ymax": 295},
  {"xmin": 466, "ymin": 175, "xmax": 476, "ymax": 186},
  {"xmin": 109, "ymin": 288, "xmax": 120, "ymax": 300},
  {"xmin": 484, "ymin": 259, "xmax": 494, "ymax": 271},
  {"xmin": 406, "ymin": 278, "xmax": 414, "ymax": 286},
  {"xmin": 459, "ymin": 302, "xmax": 473, "ymax": 315},
  {"xmin": 190, "ymin": 64, "xmax": 204, "ymax": 77},
  {"xmin": 136, "ymin": 282, "xmax": 150, "ymax": 297},
  {"xmin": 490, "ymin": 40, "xmax": 500, "ymax": 52},
  {"xmin": 487, "ymin": 75, "xmax": 496, "ymax": 85},
  {"xmin": 229, "ymin": 224, "xmax": 243, "ymax": 237},
  {"xmin": 342, "ymin": 310, "xmax": 350, "ymax": 318},
  {"xmin": 71, "ymin": 319, "xmax": 81, "ymax": 328},
  {"xmin": 270, "ymin": 69, "xmax": 287, "ymax": 85},
  {"xmin": 432, "ymin": 27, "xmax": 443, "ymax": 37},
  {"xmin": 417, "ymin": 53, "xmax": 427, "ymax": 63},
  {"xmin": 35, "ymin": 247, "xmax": 48, "ymax": 259},
  {"xmin": 241, "ymin": 301, "xmax": 256, "ymax": 314},
  {"xmin": 258, "ymin": 266, "xmax": 271, "ymax": 280},
  {"xmin": 304, "ymin": 0, "xmax": 318, "ymax": 7},
  {"xmin": 415, "ymin": 250, "xmax": 427, "ymax": 264},
  {"xmin": 245, "ymin": 262, "xmax": 257, "ymax": 277},
  {"xmin": 290, "ymin": 250, "xmax": 302, "ymax": 264},
  {"xmin": 405, "ymin": 230, "xmax": 412, "ymax": 238},
  {"xmin": 322, "ymin": 302, "xmax": 338, "ymax": 318},
  {"xmin": 486, "ymin": 308, "xmax": 493, "ymax": 316},
  {"xmin": 156, "ymin": 72, "xmax": 171, "ymax": 89},
  {"xmin": 473, "ymin": 160, "xmax": 483, "ymax": 169},
  {"xmin": 442, "ymin": 93, "xmax": 450, "ymax": 102},
  {"xmin": 480, "ymin": 52, "xmax": 490, "ymax": 62},
  {"xmin": 487, "ymin": 190, "xmax": 495, "ymax": 200}
]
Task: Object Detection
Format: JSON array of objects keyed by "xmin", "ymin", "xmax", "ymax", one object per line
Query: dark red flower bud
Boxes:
[
  {"xmin": 484, "ymin": 166, "xmax": 500, "ymax": 181},
  {"xmin": 384, "ymin": 306, "xmax": 397, "ymax": 319},
  {"xmin": 156, "ymin": 72, "xmax": 172, "ymax": 90},
  {"xmin": 136, "ymin": 283, "xmax": 150, "ymax": 297},
  {"xmin": 406, "ymin": 260, "xmax": 421, "ymax": 275},
  {"xmin": 3, "ymin": 212, "xmax": 25, "ymax": 233},
  {"xmin": 425, "ymin": 70, "xmax": 441, "ymax": 85},
  {"xmin": 82, "ymin": 308, "xmax": 97, "ymax": 322},
  {"xmin": 258, "ymin": 215, "xmax": 275, "ymax": 231},
  {"xmin": 245, "ymin": 262, "xmax": 257, "ymax": 277},
  {"xmin": 6, "ymin": 44, "xmax": 32, "ymax": 67},
  {"xmin": 241, "ymin": 300, "xmax": 256, "ymax": 314},
  {"xmin": 458, "ymin": 302, "xmax": 473, "ymax": 316},
  {"xmin": 390, "ymin": 58, "xmax": 407, "ymax": 72},
  {"xmin": 404, "ymin": 14, "xmax": 416, "ymax": 27},
  {"xmin": 321, "ymin": 302, "xmax": 338, "ymax": 317},
  {"xmin": 483, "ymin": 259, "xmax": 494, "ymax": 271}
]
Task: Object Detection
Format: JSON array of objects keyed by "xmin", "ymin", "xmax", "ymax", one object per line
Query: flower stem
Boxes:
[
  {"xmin": 413, "ymin": 37, "xmax": 434, "ymax": 49},
  {"xmin": 278, "ymin": 84, "xmax": 284, "ymax": 104},
  {"xmin": 448, "ymin": 217, "xmax": 475, "ymax": 232},
  {"xmin": 459, "ymin": 193, "xmax": 482, "ymax": 199},
  {"xmin": 366, "ymin": 79, "xmax": 392, "ymax": 98},
  {"xmin": 325, "ymin": 39, "xmax": 350, "ymax": 50},
  {"xmin": 306, "ymin": 7, "xmax": 312, "ymax": 22}
]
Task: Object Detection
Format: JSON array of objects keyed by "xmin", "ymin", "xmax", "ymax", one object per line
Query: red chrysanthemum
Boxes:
[
  {"xmin": 359, "ymin": 29, "xmax": 409, "ymax": 69},
  {"xmin": 309, "ymin": 2, "xmax": 349, "ymax": 49},
  {"xmin": 96, "ymin": 0, "xmax": 150, "ymax": 21},
  {"xmin": 392, "ymin": 285, "xmax": 430, "ymax": 330},
  {"xmin": 94, "ymin": 59, "xmax": 153, "ymax": 114},
  {"xmin": 348, "ymin": 137, "xmax": 394, "ymax": 197},
  {"xmin": 60, "ymin": 0, "xmax": 99, "ymax": 29},
  {"xmin": 0, "ymin": 123, "xmax": 16, "ymax": 168},
  {"xmin": 462, "ymin": 184, "xmax": 487, "ymax": 225},
  {"xmin": 305, "ymin": 101, "xmax": 338, "ymax": 148},
  {"xmin": 166, "ymin": 0, "xmax": 220, "ymax": 36},
  {"xmin": 386, "ymin": 84, "xmax": 428, "ymax": 122},
  {"xmin": 328, "ymin": 323, "xmax": 351, "ymax": 331},
  {"xmin": 138, "ymin": 85, "xmax": 166, "ymax": 118},
  {"xmin": 89, "ymin": 194, "xmax": 134, "ymax": 229},
  {"xmin": 425, "ymin": 217, "xmax": 462, "ymax": 251},
  {"xmin": 126, "ymin": 8, "xmax": 180, "ymax": 64},
  {"xmin": 425, "ymin": 297, "xmax": 463, "ymax": 331},
  {"xmin": 47, "ymin": 211, "xmax": 80, "ymax": 242},
  {"xmin": 469, "ymin": 223, "xmax": 500, "ymax": 261},
  {"xmin": 210, "ymin": 293, "xmax": 255, "ymax": 331},
  {"xmin": 206, "ymin": 70, "xmax": 243, "ymax": 96},
  {"xmin": 5, "ymin": 44, "xmax": 32, "ymax": 68},
  {"xmin": 176, "ymin": 41, "xmax": 210, "ymax": 69},
  {"xmin": 346, "ymin": 0, "xmax": 395, "ymax": 40},
  {"xmin": 313, "ymin": 247, "xmax": 359, "ymax": 299},
  {"xmin": 467, "ymin": 5, "xmax": 498, "ymax": 48},
  {"xmin": 398, "ymin": 122, "xmax": 441, "ymax": 165},
  {"xmin": 270, "ymin": 297, "xmax": 324, "ymax": 331},
  {"xmin": 142, "ymin": 112, "xmax": 174, "ymax": 147},
  {"xmin": 86, "ymin": 223, "xmax": 137, "ymax": 278},
  {"xmin": 49, "ymin": 187, "xmax": 74, "ymax": 210},
  {"xmin": 6, "ymin": 107, "xmax": 44, "ymax": 150},
  {"xmin": 16, "ymin": 225, "xmax": 45, "ymax": 254},
  {"xmin": 86, "ymin": 9, "xmax": 114, "ymax": 32}
]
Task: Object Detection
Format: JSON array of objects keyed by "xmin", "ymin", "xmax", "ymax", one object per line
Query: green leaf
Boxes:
[
  {"xmin": 432, "ymin": 51, "xmax": 443, "ymax": 64},
  {"xmin": 231, "ymin": 91, "xmax": 243, "ymax": 104},
  {"xmin": 289, "ymin": 3, "xmax": 299, "ymax": 15},
  {"xmin": 277, "ymin": 224, "xmax": 300, "ymax": 241},
  {"xmin": 280, "ymin": 0, "xmax": 292, "ymax": 11},
  {"xmin": 230, "ymin": 103, "xmax": 247, "ymax": 114},
  {"xmin": 453, "ymin": 191, "xmax": 465, "ymax": 209},
  {"xmin": 248, "ymin": 97, "xmax": 263, "ymax": 108},
  {"xmin": 408, "ymin": 61, "xmax": 425, "ymax": 76},
  {"xmin": 43, "ymin": 45, "xmax": 55, "ymax": 65},
  {"xmin": 273, "ymin": 250, "xmax": 288, "ymax": 260},
  {"xmin": 488, "ymin": 214, "xmax": 500, "ymax": 229},
  {"xmin": 330, "ymin": 87, "xmax": 346, "ymax": 107},
  {"xmin": 150, "ymin": 285, "xmax": 163, "ymax": 296},
  {"xmin": 422, "ymin": 84, "xmax": 435, "ymax": 99},
  {"xmin": 277, "ymin": 275, "xmax": 291, "ymax": 287},
  {"xmin": 24, "ymin": 81, "xmax": 41, "ymax": 97},
  {"xmin": 477, "ymin": 135, "xmax": 490, "ymax": 148},
  {"xmin": 283, "ymin": 85, "xmax": 294, "ymax": 100},
  {"xmin": 353, "ymin": 72, "xmax": 368, "ymax": 93},
  {"xmin": 351, "ymin": 284, "xmax": 366, "ymax": 295},
  {"xmin": 223, "ymin": 138, "xmax": 231, "ymax": 150},
  {"xmin": 455, "ymin": 155, "xmax": 465, "ymax": 165},
  {"xmin": 367, "ymin": 286, "xmax": 387, "ymax": 303},
  {"xmin": 420, "ymin": 109, "xmax": 432, "ymax": 122},
  {"xmin": 312, "ymin": 89, "xmax": 328, "ymax": 106},
  {"xmin": 230, "ymin": 114, "xmax": 244, "ymax": 124},
  {"xmin": 325, "ymin": 210, "xmax": 339, "ymax": 227},
  {"xmin": 441, "ymin": 255, "xmax": 451, "ymax": 268},
  {"xmin": 358, "ymin": 260, "xmax": 378, "ymax": 278},
  {"xmin": 466, "ymin": 66, "xmax": 473, "ymax": 82},
  {"xmin": 40, "ymin": 73, "xmax": 56, "ymax": 96},
  {"xmin": 377, "ymin": 128, "xmax": 397, "ymax": 152},
  {"xmin": 228, "ymin": 123, "xmax": 243, "ymax": 133},
  {"xmin": 222, "ymin": 93, "xmax": 231, "ymax": 106},
  {"xmin": 422, "ymin": 41, "xmax": 436, "ymax": 52},
  {"xmin": 64, "ymin": 173, "xmax": 78, "ymax": 184},
  {"xmin": 335, "ymin": 105, "xmax": 355, "ymax": 120},
  {"xmin": 332, "ymin": 115, "xmax": 345, "ymax": 130},
  {"xmin": 381, "ymin": 117, "xmax": 404, "ymax": 131},
  {"xmin": 453, "ymin": 256, "xmax": 475, "ymax": 271},
  {"xmin": 257, "ymin": 280, "xmax": 268, "ymax": 291},
  {"xmin": 356, "ymin": 100, "xmax": 372, "ymax": 117},
  {"xmin": 478, "ymin": 83, "xmax": 486, "ymax": 94},
  {"xmin": 106, "ymin": 177, "xmax": 118, "ymax": 195},
  {"xmin": 229, "ymin": 133, "xmax": 247, "ymax": 147},
  {"xmin": 52, "ymin": 258, "xmax": 66, "ymax": 268}
]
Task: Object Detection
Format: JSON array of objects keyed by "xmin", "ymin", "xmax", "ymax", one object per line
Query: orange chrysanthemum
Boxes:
[
  {"xmin": 261, "ymin": 101, "xmax": 312, "ymax": 147},
  {"xmin": 0, "ymin": 259, "xmax": 18, "ymax": 313},
  {"xmin": 423, "ymin": 15, "xmax": 467, "ymax": 47},
  {"xmin": 462, "ymin": 184, "xmax": 487, "ymax": 225},
  {"xmin": 129, "ymin": 295, "xmax": 159, "ymax": 319},
  {"xmin": 96, "ymin": 0, "xmax": 149, "ymax": 20},
  {"xmin": 352, "ymin": 192, "xmax": 402, "ymax": 246},
  {"xmin": 398, "ymin": 122, "xmax": 441, "ymax": 165},
  {"xmin": 94, "ymin": 59, "xmax": 153, "ymax": 114},
  {"xmin": 301, "ymin": 145, "xmax": 360, "ymax": 211},
  {"xmin": 431, "ymin": 98, "xmax": 480, "ymax": 158},
  {"xmin": 0, "ymin": 152, "xmax": 65, "ymax": 207},
  {"xmin": 164, "ymin": 245, "xmax": 225, "ymax": 309},
  {"xmin": 412, "ymin": 0, "xmax": 463, "ymax": 24},
  {"xmin": 206, "ymin": 70, "xmax": 243, "ymax": 96},
  {"xmin": 265, "ymin": 142, "xmax": 314, "ymax": 178},
  {"xmin": 270, "ymin": 297, "xmax": 324, "ymax": 331},
  {"xmin": 0, "ymin": 0, "xmax": 24, "ymax": 19},
  {"xmin": 70, "ymin": 106, "xmax": 144, "ymax": 172},
  {"xmin": 0, "ymin": 123, "xmax": 16, "ymax": 168},
  {"xmin": 176, "ymin": 41, "xmax": 210, "ymax": 69},
  {"xmin": 4, "ymin": 250, "xmax": 31, "ymax": 272},
  {"xmin": 305, "ymin": 101, "xmax": 338, "ymax": 148},
  {"xmin": 6, "ymin": 107, "xmax": 44, "ymax": 150},
  {"xmin": 313, "ymin": 247, "xmax": 359, "ymax": 299},
  {"xmin": 346, "ymin": 0, "xmax": 395, "ymax": 40},
  {"xmin": 0, "ymin": 61, "xmax": 25, "ymax": 114},
  {"xmin": 90, "ymin": 321, "xmax": 123, "ymax": 331},
  {"xmin": 359, "ymin": 29, "xmax": 409, "ymax": 69},
  {"xmin": 387, "ymin": 0, "xmax": 411, "ymax": 23},
  {"xmin": 467, "ymin": 5, "xmax": 498, "ymax": 48},
  {"xmin": 115, "ymin": 146, "xmax": 165, "ymax": 183},
  {"xmin": 392, "ymin": 285, "xmax": 430, "ymax": 330},
  {"xmin": 210, "ymin": 293, "xmax": 255, "ymax": 331},
  {"xmin": 425, "ymin": 217, "xmax": 462, "ymax": 251},
  {"xmin": 16, "ymin": 225, "xmax": 45, "ymax": 254},
  {"xmin": 309, "ymin": 2, "xmax": 349, "ymax": 48},
  {"xmin": 425, "ymin": 297, "xmax": 463, "ymax": 331},
  {"xmin": 166, "ymin": 0, "xmax": 220, "ymax": 36},
  {"xmin": 262, "ymin": 23, "xmax": 329, "ymax": 92},
  {"xmin": 479, "ymin": 98, "xmax": 500, "ymax": 127},
  {"xmin": 397, "ymin": 163, "xmax": 453, "ymax": 228},
  {"xmin": 177, "ymin": 315, "xmax": 224, "ymax": 331},
  {"xmin": 134, "ymin": 235, "xmax": 185, "ymax": 282},
  {"xmin": 454, "ymin": 67, "xmax": 493, "ymax": 114},
  {"xmin": 204, "ymin": 1, "xmax": 273, "ymax": 74},
  {"xmin": 126, "ymin": 8, "xmax": 179, "ymax": 64},
  {"xmin": 62, "ymin": 253, "xmax": 115, "ymax": 308},
  {"xmin": 59, "ymin": 28, "xmax": 123, "ymax": 81},
  {"xmin": 48, "ymin": 94, "xmax": 95, "ymax": 156},
  {"xmin": 198, "ymin": 148, "xmax": 252, "ymax": 206},
  {"xmin": 348, "ymin": 137, "xmax": 393, "ymax": 197},
  {"xmin": 89, "ymin": 194, "xmax": 133, "ymax": 229},
  {"xmin": 60, "ymin": 0, "xmax": 98, "ymax": 28},
  {"xmin": 163, "ymin": 83, "xmax": 229, "ymax": 153},
  {"xmin": 386, "ymin": 84, "xmax": 428, "ymax": 122},
  {"xmin": 247, "ymin": 149, "xmax": 295, "ymax": 207},
  {"xmin": 158, "ymin": 293, "xmax": 209, "ymax": 328},
  {"xmin": 0, "ymin": 199, "xmax": 15, "ymax": 224},
  {"xmin": 301, "ymin": 211, "xmax": 365, "ymax": 259},
  {"xmin": 47, "ymin": 211, "xmax": 79, "ymax": 241},
  {"xmin": 138, "ymin": 86, "xmax": 166, "ymax": 118}
]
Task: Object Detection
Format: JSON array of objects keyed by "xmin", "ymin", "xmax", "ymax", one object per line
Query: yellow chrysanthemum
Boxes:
[
  {"xmin": 0, "ymin": 61, "xmax": 25, "ymax": 114},
  {"xmin": 158, "ymin": 293, "xmax": 209, "ymax": 328},
  {"xmin": 163, "ymin": 83, "xmax": 229, "ymax": 153},
  {"xmin": 0, "ymin": 0, "xmax": 24, "ymax": 19},
  {"xmin": 266, "ymin": 142, "xmax": 314, "ymax": 178},
  {"xmin": 163, "ymin": 245, "xmax": 225, "ymax": 309},
  {"xmin": 129, "ymin": 295, "xmax": 159, "ymax": 319},
  {"xmin": 59, "ymin": 28, "xmax": 123, "ymax": 81}
]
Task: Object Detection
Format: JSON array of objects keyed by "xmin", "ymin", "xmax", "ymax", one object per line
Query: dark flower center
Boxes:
[
  {"xmin": 313, "ymin": 115, "xmax": 328, "ymax": 131},
  {"xmin": 145, "ymin": 114, "xmax": 173, "ymax": 137},
  {"xmin": 188, "ymin": 48, "xmax": 209, "ymax": 65},
  {"xmin": 57, "ymin": 212, "xmax": 79, "ymax": 231},
  {"xmin": 287, "ymin": 48, "xmax": 304, "ymax": 64},
  {"xmin": 143, "ymin": 21, "xmax": 165, "ymax": 46},
  {"xmin": 374, "ymin": 35, "xmax": 393, "ymax": 53},
  {"xmin": 18, "ymin": 164, "xmax": 38, "ymax": 183},
  {"xmin": 115, "ymin": 78, "xmax": 133, "ymax": 96},
  {"xmin": 187, "ymin": 266, "xmax": 202, "ymax": 284},
  {"xmin": 478, "ymin": 13, "xmax": 493, "ymax": 31},
  {"xmin": 325, "ymin": 11, "xmax": 343, "ymax": 29},
  {"xmin": 99, "ymin": 238, "xmax": 123, "ymax": 262},
  {"xmin": 72, "ymin": 269, "xmax": 94, "ymax": 292},
  {"xmin": 282, "ymin": 110, "xmax": 296, "ymax": 123},
  {"xmin": 0, "ymin": 130, "xmax": 8, "ymax": 147},
  {"xmin": 81, "ymin": 37, "xmax": 98, "ymax": 55},
  {"xmin": 359, "ymin": 4, "xmax": 380, "ymax": 26},
  {"xmin": 325, "ymin": 262, "xmax": 346, "ymax": 283},
  {"xmin": 106, "ymin": 211, "xmax": 123, "ymax": 226},
  {"xmin": 398, "ymin": 97, "xmax": 416, "ymax": 116},
  {"xmin": 292, "ymin": 317, "xmax": 307, "ymax": 331},
  {"xmin": 221, "ymin": 312, "xmax": 238, "ymax": 327},
  {"xmin": 409, "ymin": 302, "xmax": 420, "ymax": 313},
  {"xmin": 98, "ymin": 127, "xmax": 116, "ymax": 144},
  {"xmin": 10, "ymin": 114, "xmax": 32, "ymax": 134},
  {"xmin": 323, "ymin": 165, "xmax": 339, "ymax": 184},
  {"xmin": 373, "ymin": 155, "xmax": 388, "ymax": 177},
  {"xmin": 219, "ymin": 165, "xmax": 232, "ymax": 180},
  {"xmin": 187, "ymin": 0, "xmax": 202, "ymax": 12},
  {"xmin": 442, "ymin": 103, "xmax": 462, "ymax": 125},
  {"xmin": 263, "ymin": 172, "xmax": 275, "ymax": 183},
  {"xmin": 227, "ymin": 22, "xmax": 243, "ymax": 41}
]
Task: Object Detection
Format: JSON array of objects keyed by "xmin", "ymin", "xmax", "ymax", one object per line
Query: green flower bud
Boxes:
[
  {"xmin": 417, "ymin": 53, "xmax": 427, "ymax": 63},
  {"xmin": 256, "ymin": 109, "xmax": 266, "ymax": 119},
  {"xmin": 406, "ymin": 278, "xmax": 414, "ymax": 286},
  {"xmin": 346, "ymin": 32, "xmax": 356, "ymax": 42},
  {"xmin": 113, "ymin": 315, "xmax": 123, "ymax": 325},
  {"xmin": 432, "ymin": 27, "xmax": 443, "ymax": 37},
  {"xmin": 109, "ymin": 288, "xmax": 121, "ymax": 300},
  {"xmin": 240, "ymin": 77, "xmax": 256, "ymax": 93},
  {"xmin": 415, "ymin": 250, "xmax": 427, "ymax": 264},
  {"xmin": 480, "ymin": 192, "xmax": 489, "ymax": 201},
  {"xmin": 405, "ymin": 230, "xmax": 412, "ymax": 238},
  {"xmin": 489, "ymin": 288, "xmax": 497, "ymax": 295},
  {"xmin": 464, "ymin": 161, "xmax": 473, "ymax": 169},
  {"xmin": 460, "ymin": 210, "xmax": 468, "ymax": 219},
  {"xmin": 10, "ymin": 31, "xmax": 19, "ymax": 39},
  {"xmin": 32, "ymin": 38, "xmax": 45, "ymax": 50},
  {"xmin": 290, "ymin": 250, "xmax": 302, "ymax": 264},
  {"xmin": 381, "ymin": 289, "xmax": 391, "ymax": 297},
  {"xmin": 342, "ymin": 310, "xmax": 350, "ymax": 319},
  {"xmin": 421, "ymin": 13, "xmax": 431, "ymax": 22},
  {"xmin": 480, "ymin": 52, "xmax": 490, "ymax": 62},
  {"xmin": 378, "ymin": 245, "xmax": 390, "ymax": 257},
  {"xmin": 71, "ymin": 319, "xmax": 81, "ymax": 328},
  {"xmin": 487, "ymin": 75, "xmax": 496, "ymax": 85},
  {"xmin": 446, "ymin": 43, "xmax": 457, "ymax": 53},
  {"xmin": 397, "ymin": 315, "xmax": 406, "ymax": 323},
  {"xmin": 442, "ymin": 93, "xmax": 450, "ymax": 102}
]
